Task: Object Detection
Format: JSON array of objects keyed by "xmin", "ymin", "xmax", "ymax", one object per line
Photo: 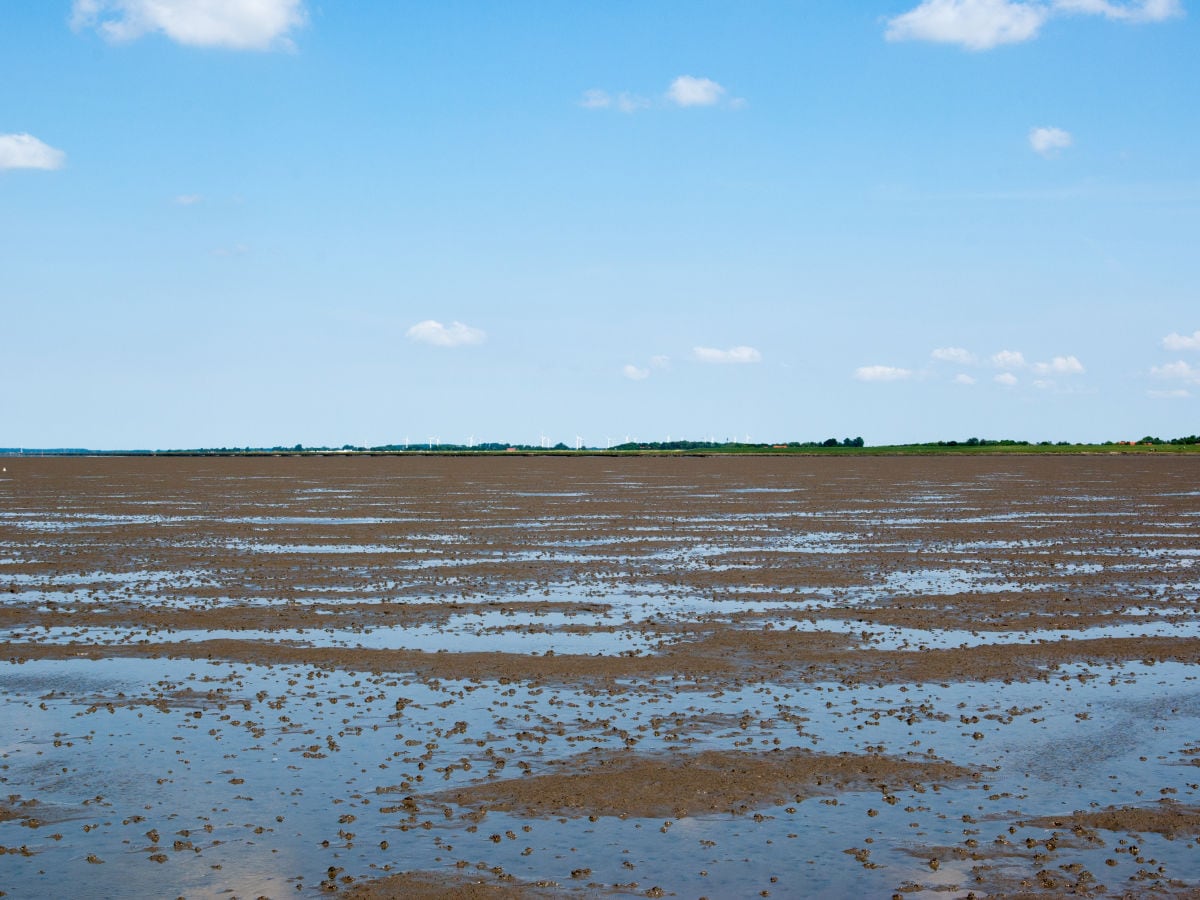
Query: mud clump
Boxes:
[
  {"xmin": 433, "ymin": 748, "xmax": 978, "ymax": 818},
  {"xmin": 341, "ymin": 870, "xmax": 559, "ymax": 899},
  {"xmin": 1025, "ymin": 801, "xmax": 1200, "ymax": 839}
]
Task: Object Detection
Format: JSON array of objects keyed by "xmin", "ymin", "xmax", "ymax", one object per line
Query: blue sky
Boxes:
[{"xmin": 2, "ymin": 0, "xmax": 1197, "ymax": 448}]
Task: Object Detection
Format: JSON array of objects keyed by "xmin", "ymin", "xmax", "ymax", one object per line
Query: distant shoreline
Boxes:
[{"xmin": 4, "ymin": 444, "xmax": 1200, "ymax": 458}]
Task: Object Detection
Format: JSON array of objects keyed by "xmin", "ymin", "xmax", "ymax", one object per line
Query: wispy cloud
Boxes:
[
  {"xmin": 71, "ymin": 0, "xmax": 306, "ymax": 50},
  {"xmin": 174, "ymin": 193, "xmax": 203, "ymax": 205},
  {"xmin": 582, "ymin": 76, "xmax": 738, "ymax": 113},
  {"xmin": 991, "ymin": 349, "xmax": 1027, "ymax": 369},
  {"xmin": 855, "ymin": 365, "xmax": 913, "ymax": 382},
  {"xmin": 578, "ymin": 88, "xmax": 651, "ymax": 113},
  {"xmin": 1030, "ymin": 126, "xmax": 1073, "ymax": 157},
  {"xmin": 931, "ymin": 346, "xmax": 976, "ymax": 364},
  {"xmin": 579, "ymin": 89, "xmax": 611, "ymax": 109},
  {"xmin": 622, "ymin": 364, "xmax": 651, "ymax": 381},
  {"xmin": 1163, "ymin": 330, "xmax": 1200, "ymax": 351},
  {"xmin": 694, "ymin": 345, "xmax": 762, "ymax": 364},
  {"xmin": 666, "ymin": 76, "xmax": 726, "ymax": 108},
  {"xmin": 1054, "ymin": 0, "xmax": 1183, "ymax": 22},
  {"xmin": 616, "ymin": 92, "xmax": 652, "ymax": 113},
  {"xmin": 1147, "ymin": 388, "xmax": 1191, "ymax": 399},
  {"xmin": 1031, "ymin": 355, "xmax": 1085, "ymax": 375},
  {"xmin": 405, "ymin": 320, "xmax": 486, "ymax": 348},
  {"xmin": 0, "ymin": 133, "xmax": 66, "ymax": 170},
  {"xmin": 1151, "ymin": 360, "xmax": 1200, "ymax": 383},
  {"xmin": 990, "ymin": 349, "xmax": 1084, "ymax": 379},
  {"xmin": 863, "ymin": 346, "xmax": 1081, "ymax": 386},
  {"xmin": 885, "ymin": 0, "xmax": 1182, "ymax": 50}
]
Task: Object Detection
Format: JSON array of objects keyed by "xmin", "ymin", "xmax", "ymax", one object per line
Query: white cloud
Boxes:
[
  {"xmin": 1163, "ymin": 330, "xmax": 1200, "ymax": 351},
  {"xmin": 885, "ymin": 0, "xmax": 1181, "ymax": 50},
  {"xmin": 622, "ymin": 364, "xmax": 651, "ymax": 381},
  {"xmin": 405, "ymin": 320, "xmax": 486, "ymax": 348},
  {"xmin": 1030, "ymin": 126, "xmax": 1073, "ymax": 157},
  {"xmin": 694, "ymin": 345, "xmax": 762, "ymax": 364},
  {"xmin": 932, "ymin": 346, "xmax": 976, "ymax": 364},
  {"xmin": 0, "ymin": 133, "xmax": 66, "ymax": 170},
  {"xmin": 1032, "ymin": 354, "xmax": 1085, "ymax": 375},
  {"xmin": 855, "ymin": 365, "xmax": 913, "ymax": 382},
  {"xmin": 71, "ymin": 0, "xmax": 306, "ymax": 50},
  {"xmin": 885, "ymin": 0, "xmax": 1048, "ymax": 50},
  {"xmin": 585, "ymin": 77, "xmax": 737, "ymax": 113},
  {"xmin": 667, "ymin": 76, "xmax": 726, "ymax": 108},
  {"xmin": 991, "ymin": 349, "xmax": 1026, "ymax": 368},
  {"xmin": 174, "ymin": 193, "xmax": 202, "ymax": 205},
  {"xmin": 580, "ymin": 89, "xmax": 611, "ymax": 109},
  {"xmin": 955, "ymin": 373, "xmax": 977, "ymax": 385},
  {"xmin": 650, "ymin": 355, "xmax": 671, "ymax": 369},
  {"xmin": 1147, "ymin": 388, "xmax": 1191, "ymax": 399},
  {"xmin": 1151, "ymin": 360, "xmax": 1200, "ymax": 383},
  {"xmin": 995, "ymin": 372, "xmax": 1019, "ymax": 386}
]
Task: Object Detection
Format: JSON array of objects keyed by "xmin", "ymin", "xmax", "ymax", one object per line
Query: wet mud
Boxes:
[
  {"xmin": 2, "ymin": 454, "xmax": 1200, "ymax": 897},
  {"xmin": 432, "ymin": 748, "xmax": 978, "ymax": 818}
]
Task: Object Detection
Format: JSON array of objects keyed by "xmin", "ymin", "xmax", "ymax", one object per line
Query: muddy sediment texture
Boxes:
[
  {"xmin": 432, "ymin": 748, "xmax": 979, "ymax": 818},
  {"xmin": 3, "ymin": 455, "xmax": 1200, "ymax": 898},
  {"xmin": 341, "ymin": 870, "xmax": 560, "ymax": 899},
  {"xmin": 1024, "ymin": 802, "xmax": 1200, "ymax": 839},
  {"xmin": 3, "ymin": 454, "xmax": 1199, "ymax": 683}
]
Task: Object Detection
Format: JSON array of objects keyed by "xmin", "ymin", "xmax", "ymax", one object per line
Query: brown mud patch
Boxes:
[
  {"xmin": 428, "ymin": 748, "xmax": 979, "ymax": 818},
  {"xmin": 340, "ymin": 870, "xmax": 562, "ymax": 899},
  {"xmin": 1024, "ymin": 801, "xmax": 1200, "ymax": 839}
]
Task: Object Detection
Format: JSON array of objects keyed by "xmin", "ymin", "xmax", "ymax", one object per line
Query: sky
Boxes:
[{"xmin": 2, "ymin": 0, "xmax": 1198, "ymax": 449}]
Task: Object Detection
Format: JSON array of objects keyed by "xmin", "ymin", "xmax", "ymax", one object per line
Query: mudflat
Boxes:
[{"xmin": 2, "ymin": 454, "xmax": 1199, "ymax": 897}]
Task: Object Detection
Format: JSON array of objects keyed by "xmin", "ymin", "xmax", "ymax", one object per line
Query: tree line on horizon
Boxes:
[{"xmin": 5, "ymin": 434, "xmax": 1200, "ymax": 455}]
